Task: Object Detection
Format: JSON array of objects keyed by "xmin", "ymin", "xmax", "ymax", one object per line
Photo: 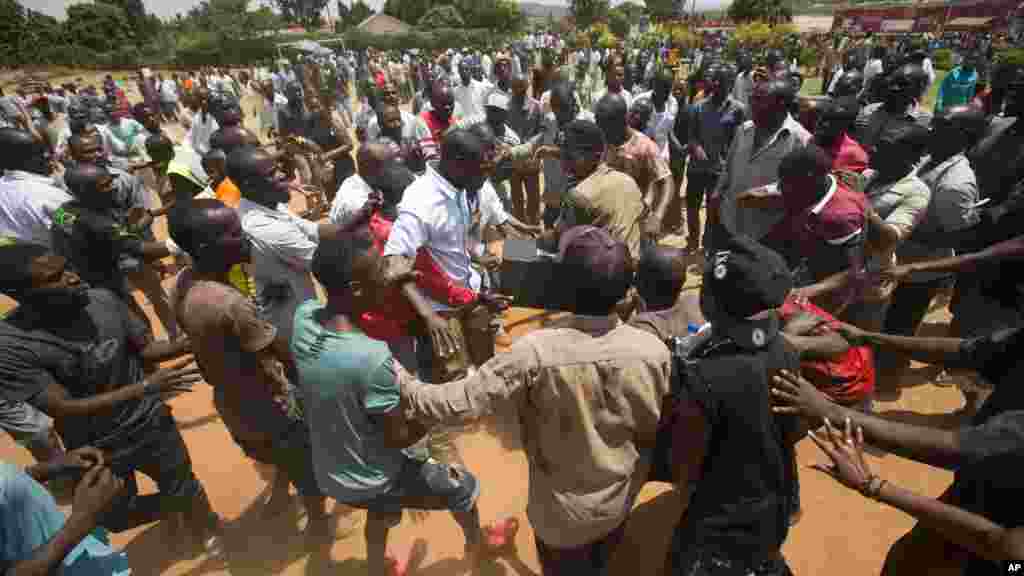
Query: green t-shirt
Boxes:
[{"xmin": 290, "ymin": 300, "xmax": 405, "ymax": 501}]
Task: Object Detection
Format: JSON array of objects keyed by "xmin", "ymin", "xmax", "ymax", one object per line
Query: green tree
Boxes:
[
  {"xmin": 64, "ymin": 3, "xmax": 135, "ymax": 54},
  {"xmin": 727, "ymin": 0, "xmax": 792, "ymax": 24},
  {"xmin": 645, "ymin": 0, "xmax": 677, "ymax": 22},
  {"xmin": 608, "ymin": 2, "xmax": 643, "ymax": 37},
  {"xmin": 571, "ymin": 0, "xmax": 609, "ymax": 29},
  {"xmin": 275, "ymin": 0, "xmax": 329, "ymax": 28},
  {"xmin": 349, "ymin": 0, "xmax": 374, "ymax": 25},
  {"xmin": 418, "ymin": 5, "xmax": 465, "ymax": 28},
  {"xmin": 383, "ymin": 0, "xmax": 432, "ymax": 26}
]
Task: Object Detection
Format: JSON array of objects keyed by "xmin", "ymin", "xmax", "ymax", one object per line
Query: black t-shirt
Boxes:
[
  {"xmin": 0, "ymin": 289, "xmax": 161, "ymax": 453},
  {"xmin": 51, "ymin": 201, "xmax": 145, "ymax": 295},
  {"xmin": 948, "ymin": 328, "xmax": 1024, "ymax": 574}
]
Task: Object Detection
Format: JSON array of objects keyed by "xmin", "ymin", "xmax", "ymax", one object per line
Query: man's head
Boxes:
[
  {"xmin": 495, "ymin": 52, "xmax": 512, "ymax": 86},
  {"xmin": 870, "ymin": 122, "xmax": 930, "ymax": 176},
  {"xmin": 832, "ymin": 69, "xmax": 865, "ymax": 98},
  {"xmin": 209, "ymin": 125, "xmax": 259, "ymax": 157},
  {"xmin": 560, "ymin": 226, "xmax": 633, "ymax": 317},
  {"xmin": 606, "ymin": 54, "xmax": 625, "ymax": 91},
  {"xmin": 65, "ymin": 163, "xmax": 116, "ymax": 210},
  {"xmin": 765, "ymin": 49, "xmax": 786, "ymax": 74},
  {"xmin": 708, "ymin": 65, "xmax": 736, "ymax": 101},
  {"xmin": 777, "ymin": 144, "xmax": 833, "ymax": 212},
  {"xmin": 929, "ymin": 105, "xmax": 986, "ymax": 159},
  {"xmin": 885, "ymin": 64, "xmax": 928, "ymax": 111},
  {"xmin": 202, "ymin": 149, "xmax": 227, "ymax": 186},
  {"xmin": 377, "ymin": 102, "xmax": 403, "ymax": 141},
  {"xmin": 0, "ymin": 239, "xmax": 87, "ymax": 308},
  {"xmin": 561, "ymin": 119, "xmax": 606, "ymax": 181},
  {"xmin": 357, "ymin": 141, "xmax": 394, "ymax": 184},
  {"xmin": 146, "ymin": 133, "xmax": 175, "ymax": 174},
  {"xmin": 429, "ymin": 81, "xmax": 455, "ymax": 122},
  {"xmin": 595, "ymin": 92, "xmax": 629, "ymax": 147},
  {"xmin": 700, "ymin": 230, "xmax": 792, "ymax": 350},
  {"xmin": 313, "ymin": 231, "xmax": 384, "ymax": 313},
  {"xmin": 737, "ymin": 52, "xmax": 753, "ymax": 73},
  {"xmin": 0, "ymin": 128, "xmax": 51, "ymax": 175},
  {"xmin": 750, "ymin": 76, "xmax": 793, "ymax": 128},
  {"xmin": 209, "ymin": 93, "xmax": 242, "ymax": 127},
  {"xmin": 438, "ymin": 128, "xmax": 488, "ymax": 192},
  {"xmin": 549, "ymin": 80, "xmax": 578, "ymax": 127},
  {"xmin": 132, "ymin": 102, "xmax": 159, "ymax": 132},
  {"xmin": 228, "ymin": 147, "xmax": 290, "ymax": 206},
  {"xmin": 652, "ymin": 71, "xmax": 673, "ymax": 110},
  {"xmin": 636, "ymin": 245, "xmax": 686, "ymax": 311},
  {"xmin": 458, "ymin": 59, "xmax": 473, "ymax": 86},
  {"xmin": 814, "ymin": 95, "xmax": 860, "ymax": 147},
  {"xmin": 380, "ymin": 81, "xmax": 400, "ymax": 106},
  {"xmin": 168, "ymin": 198, "xmax": 248, "ymax": 271},
  {"xmin": 484, "ymin": 92, "xmax": 510, "ymax": 131},
  {"xmin": 467, "ymin": 122, "xmax": 499, "ymax": 179},
  {"xmin": 68, "ymin": 131, "xmax": 107, "ymax": 166},
  {"xmin": 628, "ymin": 97, "xmax": 653, "ymax": 131}
]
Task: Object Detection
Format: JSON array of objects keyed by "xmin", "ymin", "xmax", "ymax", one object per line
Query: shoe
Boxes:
[
  {"xmin": 482, "ymin": 517, "xmax": 519, "ymax": 554},
  {"xmin": 386, "ymin": 554, "xmax": 408, "ymax": 576}
]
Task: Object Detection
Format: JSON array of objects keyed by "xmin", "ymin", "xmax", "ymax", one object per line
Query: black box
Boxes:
[{"xmin": 499, "ymin": 239, "xmax": 573, "ymax": 311}]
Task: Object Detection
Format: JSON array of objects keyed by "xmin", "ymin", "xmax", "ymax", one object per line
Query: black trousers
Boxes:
[
  {"xmin": 100, "ymin": 407, "xmax": 212, "ymax": 533},
  {"xmin": 878, "ymin": 278, "xmax": 951, "ymax": 376}
]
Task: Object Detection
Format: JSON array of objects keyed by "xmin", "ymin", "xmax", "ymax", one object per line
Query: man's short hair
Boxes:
[
  {"xmin": 0, "ymin": 238, "xmax": 48, "ymax": 298},
  {"xmin": 819, "ymin": 95, "xmax": 860, "ymax": 126},
  {"xmin": 312, "ymin": 231, "xmax": 375, "ymax": 292},
  {"xmin": 167, "ymin": 198, "xmax": 229, "ymax": 258},
  {"xmin": 777, "ymin": 144, "xmax": 833, "ymax": 181},
  {"xmin": 563, "ymin": 119, "xmax": 606, "ymax": 160},
  {"xmin": 878, "ymin": 121, "xmax": 930, "ymax": 156}
]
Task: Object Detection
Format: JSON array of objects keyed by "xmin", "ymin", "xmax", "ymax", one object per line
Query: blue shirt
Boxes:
[
  {"xmin": 0, "ymin": 463, "xmax": 131, "ymax": 575},
  {"xmin": 935, "ymin": 67, "xmax": 978, "ymax": 113},
  {"xmin": 290, "ymin": 301, "xmax": 405, "ymax": 502}
]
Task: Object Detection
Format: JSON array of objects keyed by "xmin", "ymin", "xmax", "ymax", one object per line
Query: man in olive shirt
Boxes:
[
  {"xmin": 538, "ymin": 119, "xmax": 647, "ymax": 259},
  {"xmin": 400, "ymin": 226, "xmax": 672, "ymax": 575}
]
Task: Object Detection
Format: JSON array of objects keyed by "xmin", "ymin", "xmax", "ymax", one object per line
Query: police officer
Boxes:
[{"xmin": 664, "ymin": 228, "xmax": 803, "ymax": 575}]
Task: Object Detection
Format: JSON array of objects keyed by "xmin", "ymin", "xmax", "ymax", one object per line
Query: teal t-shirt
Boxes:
[
  {"xmin": 290, "ymin": 300, "xmax": 405, "ymax": 502},
  {"xmin": 0, "ymin": 463, "xmax": 131, "ymax": 575}
]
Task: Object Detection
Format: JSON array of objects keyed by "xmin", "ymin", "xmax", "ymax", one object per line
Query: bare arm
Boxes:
[
  {"xmin": 898, "ymin": 235, "xmax": 1024, "ymax": 277},
  {"xmin": 876, "ymin": 482, "xmax": 1024, "ymax": 563},
  {"xmin": 649, "ymin": 175, "xmax": 674, "ymax": 226}
]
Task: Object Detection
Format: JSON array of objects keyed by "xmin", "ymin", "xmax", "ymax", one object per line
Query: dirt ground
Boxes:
[{"xmin": 0, "ymin": 71, "xmax": 971, "ymax": 575}]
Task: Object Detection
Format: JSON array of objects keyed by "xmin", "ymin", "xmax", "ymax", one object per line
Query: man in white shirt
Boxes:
[
  {"xmin": 0, "ymin": 128, "xmax": 71, "ymax": 248},
  {"xmin": 453, "ymin": 60, "xmax": 486, "ymax": 119},
  {"xmin": 383, "ymin": 128, "xmax": 495, "ymax": 379},
  {"xmin": 229, "ymin": 147, "xmax": 370, "ymax": 346},
  {"xmin": 592, "ymin": 53, "xmax": 632, "ymax": 113}
]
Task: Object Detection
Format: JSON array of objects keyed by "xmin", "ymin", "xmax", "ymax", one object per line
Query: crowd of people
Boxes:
[{"xmin": 0, "ymin": 28, "xmax": 1022, "ymax": 576}]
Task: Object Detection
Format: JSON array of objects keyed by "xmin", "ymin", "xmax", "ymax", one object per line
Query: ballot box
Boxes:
[{"xmin": 499, "ymin": 238, "xmax": 574, "ymax": 311}]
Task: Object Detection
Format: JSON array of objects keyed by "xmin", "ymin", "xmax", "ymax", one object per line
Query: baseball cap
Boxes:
[
  {"xmin": 700, "ymin": 229, "xmax": 793, "ymax": 350},
  {"xmin": 485, "ymin": 91, "xmax": 510, "ymax": 111},
  {"xmin": 559, "ymin": 225, "xmax": 632, "ymax": 291}
]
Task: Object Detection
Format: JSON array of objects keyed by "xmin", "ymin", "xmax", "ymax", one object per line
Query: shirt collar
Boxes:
[
  {"xmin": 426, "ymin": 163, "xmax": 462, "ymax": 201},
  {"xmin": 809, "ymin": 175, "xmax": 838, "ymax": 215},
  {"xmin": 566, "ymin": 313, "xmax": 621, "ymax": 336},
  {"xmin": 238, "ymin": 197, "xmax": 290, "ymax": 219},
  {"xmin": 2, "ymin": 170, "xmax": 59, "ymax": 186}
]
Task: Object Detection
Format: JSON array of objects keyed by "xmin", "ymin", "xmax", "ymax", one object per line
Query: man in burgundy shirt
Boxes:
[
  {"xmin": 751, "ymin": 145, "xmax": 867, "ymax": 313},
  {"xmin": 815, "ymin": 96, "xmax": 869, "ymax": 176}
]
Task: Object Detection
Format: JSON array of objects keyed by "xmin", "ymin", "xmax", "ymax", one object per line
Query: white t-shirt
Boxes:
[{"xmin": 0, "ymin": 170, "xmax": 73, "ymax": 248}]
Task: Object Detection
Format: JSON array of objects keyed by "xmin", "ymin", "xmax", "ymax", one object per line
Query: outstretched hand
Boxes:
[
  {"xmin": 771, "ymin": 369, "xmax": 835, "ymax": 422},
  {"xmin": 807, "ymin": 417, "xmax": 876, "ymax": 495}
]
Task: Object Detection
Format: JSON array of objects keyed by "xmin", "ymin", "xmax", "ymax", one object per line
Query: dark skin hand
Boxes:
[
  {"xmin": 771, "ymin": 368, "xmax": 964, "ymax": 470},
  {"xmin": 810, "ymin": 416, "xmax": 1024, "ymax": 564}
]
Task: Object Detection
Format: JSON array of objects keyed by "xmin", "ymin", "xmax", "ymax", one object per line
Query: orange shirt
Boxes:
[{"xmin": 215, "ymin": 178, "xmax": 241, "ymax": 209}]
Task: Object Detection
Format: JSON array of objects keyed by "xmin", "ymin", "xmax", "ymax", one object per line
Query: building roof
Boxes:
[{"xmin": 356, "ymin": 13, "xmax": 411, "ymax": 35}]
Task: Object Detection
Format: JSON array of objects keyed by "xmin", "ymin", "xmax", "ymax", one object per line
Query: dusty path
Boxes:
[{"xmin": 0, "ymin": 75, "xmax": 970, "ymax": 575}]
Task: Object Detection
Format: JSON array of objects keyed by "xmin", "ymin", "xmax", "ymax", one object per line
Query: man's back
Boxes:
[
  {"xmin": 508, "ymin": 318, "xmax": 671, "ymax": 548},
  {"xmin": 291, "ymin": 300, "xmax": 406, "ymax": 502},
  {"xmin": 173, "ymin": 273, "xmax": 290, "ymax": 448},
  {"xmin": 565, "ymin": 165, "xmax": 646, "ymax": 259}
]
